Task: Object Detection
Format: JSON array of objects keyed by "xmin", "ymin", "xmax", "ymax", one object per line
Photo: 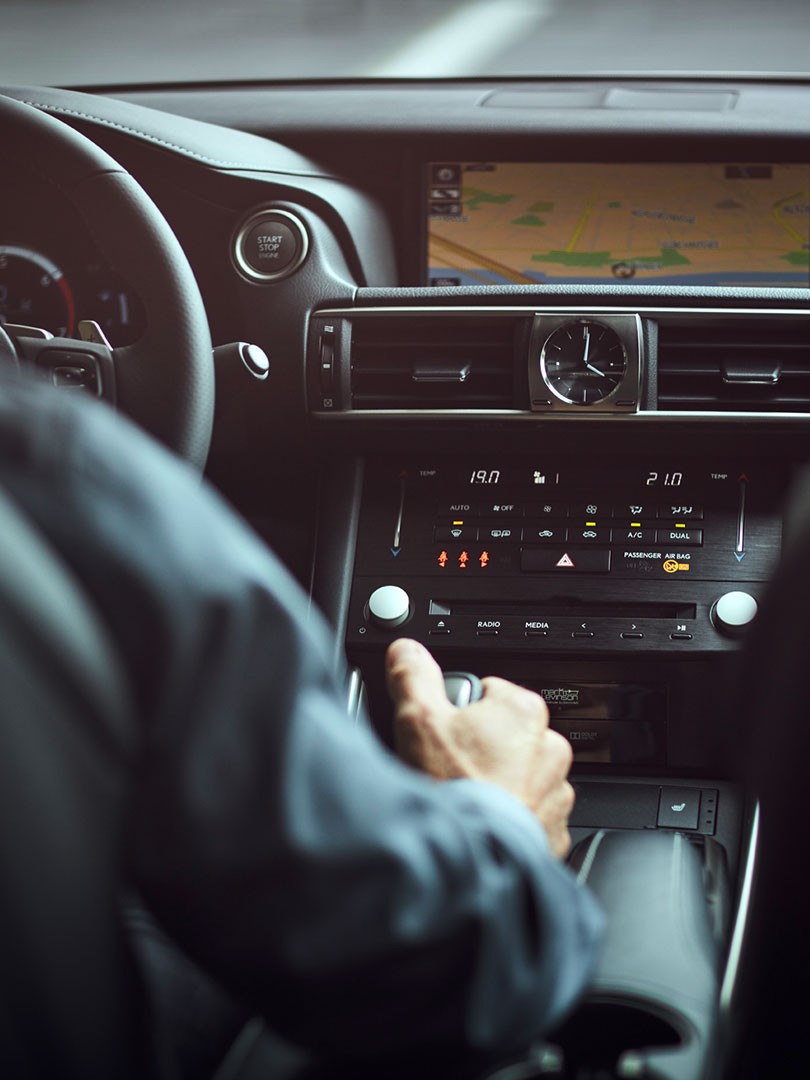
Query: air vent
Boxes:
[
  {"xmin": 350, "ymin": 317, "xmax": 517, "ymax": 409},
  {"xmin": 658, "ymin": 319, "xmax": 810, "ymax": 412}
]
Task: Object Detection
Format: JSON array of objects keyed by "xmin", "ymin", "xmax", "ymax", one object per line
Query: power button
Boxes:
[{"xmin": 233, "ymin": 209, "xmax": 309, "ymax": 282}]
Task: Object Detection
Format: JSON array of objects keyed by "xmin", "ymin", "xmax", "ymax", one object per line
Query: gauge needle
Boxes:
[{"xmin": 582, "ymin": 324, "xmax": 606, "ymax": 377}]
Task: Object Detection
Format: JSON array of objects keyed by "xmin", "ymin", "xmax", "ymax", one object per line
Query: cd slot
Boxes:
[{"xmin": 429, "ymin": 599, "xmax": 697, "ymax": 620}]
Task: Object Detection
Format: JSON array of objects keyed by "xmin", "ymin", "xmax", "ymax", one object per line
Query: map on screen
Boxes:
[{"xmin": 426, "ymin": 162, "xmax": 810, "ymax": 288}]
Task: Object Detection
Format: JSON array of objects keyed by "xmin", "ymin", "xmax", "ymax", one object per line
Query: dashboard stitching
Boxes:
[{"xmin": 19, "ymin": 99, "xmax": 255, "ymax": 170}]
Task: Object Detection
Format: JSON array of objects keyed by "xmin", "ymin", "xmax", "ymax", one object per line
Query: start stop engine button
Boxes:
[{"xmin": 233, "ymin": 209, "xmax": 309, "ymax": 282}]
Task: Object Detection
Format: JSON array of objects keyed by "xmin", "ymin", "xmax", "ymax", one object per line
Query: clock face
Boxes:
[{"xmin": 540, "ymin": 319, "xmax": 628, "ymax": 405}]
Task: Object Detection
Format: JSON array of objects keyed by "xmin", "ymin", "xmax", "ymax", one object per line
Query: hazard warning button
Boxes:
[{"xmin": 521, "ymin": 548, "xmax": 611, "ymax": 573}]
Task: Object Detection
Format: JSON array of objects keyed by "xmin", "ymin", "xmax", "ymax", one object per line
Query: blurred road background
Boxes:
[{"xmin": 1, "ymin": 0, "xmax": 808, "ymax": 86}]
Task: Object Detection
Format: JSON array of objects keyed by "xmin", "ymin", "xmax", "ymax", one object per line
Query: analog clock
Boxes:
[{"xmin": 540, "ymin": 319, "xmax": 628, "ymax": 405}]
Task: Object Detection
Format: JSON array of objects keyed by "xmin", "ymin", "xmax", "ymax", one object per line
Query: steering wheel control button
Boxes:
[
  {"xmin": 711, "ymin": 590, "xmax": 758, "ymax": 636},
  {"xmin": 657, "ymin": 787, "xmax": 700, "ymax": 831},
  {"xmin": 233, "ymin": 209, "xmax": 309, "ymax": 282},
  {"xmin": 36, "ymin": 347, "xmax": 103, "ymax": 395},
  {"xmin": 365, "ymin": 585, "xmax": 411, "ymax": 629}
]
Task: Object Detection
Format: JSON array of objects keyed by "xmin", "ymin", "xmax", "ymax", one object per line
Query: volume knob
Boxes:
[
  {"xmin": 710, "ymin": 591, "xmax": 758, "ymax": 637},
  {"xmin": 366, "ymin": 585, "xmax": 411, "ymax": 629}
]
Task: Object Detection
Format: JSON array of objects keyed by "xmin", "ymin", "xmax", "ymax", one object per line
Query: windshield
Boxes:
[{"xmin": 2, "ymin": 0, "xmax": 809, "ymax": 87}]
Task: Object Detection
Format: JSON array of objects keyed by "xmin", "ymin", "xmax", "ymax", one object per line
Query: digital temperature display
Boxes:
[
  {"xmin": 646, "ymin": 471, "xmax": 685, "ymax": 487},
  {"xmin": 470, "ymin": 469, "xmax": 501, "ymax": 484}
]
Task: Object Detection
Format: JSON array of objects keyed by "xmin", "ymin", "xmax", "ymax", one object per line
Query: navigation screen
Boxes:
[{"xmin": 426, "ymin": 162, "xmax": 810, "ymax": 288}]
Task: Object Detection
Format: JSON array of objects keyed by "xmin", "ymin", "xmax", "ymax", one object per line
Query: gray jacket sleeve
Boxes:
[{"xmin": 0, "ymin": 378, "xmax": 603, "ymax": 1061}]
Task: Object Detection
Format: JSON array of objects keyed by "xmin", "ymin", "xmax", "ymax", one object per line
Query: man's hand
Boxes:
[{"xmin": 385, "ymin": 639, "xmax": 575, "ymax": 858}]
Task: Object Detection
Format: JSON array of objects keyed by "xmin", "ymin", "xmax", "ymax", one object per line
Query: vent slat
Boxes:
[
  {"xmin": 350, "ymin": 317, "xmax": 516, "ymax": 410},
  {"xmin": 658, "ymin": 321, "xmax": 810, "ymax": 412}
]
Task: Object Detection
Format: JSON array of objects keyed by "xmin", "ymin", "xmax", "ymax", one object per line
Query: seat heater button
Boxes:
[{"xmin": 657, "ymin": 787, "xmax": 700, "ymax": 830}]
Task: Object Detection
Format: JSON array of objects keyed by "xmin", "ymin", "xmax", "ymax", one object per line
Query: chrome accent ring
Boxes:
[{"xmin": 232, "ymin": 208, "xmax": 309, "ymax": 283}]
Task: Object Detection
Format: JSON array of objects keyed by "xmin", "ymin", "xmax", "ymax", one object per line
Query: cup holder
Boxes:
[{"xmin": 551, "ymin": 1001, "xmax": 682, "ymax": 1076}]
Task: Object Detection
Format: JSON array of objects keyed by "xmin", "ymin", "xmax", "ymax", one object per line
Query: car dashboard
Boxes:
[{"xmin": 3, "ymin": 75, "xmax": 810, "ymax": 1076}]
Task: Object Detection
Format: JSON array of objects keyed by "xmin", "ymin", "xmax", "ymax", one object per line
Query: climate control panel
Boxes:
[{"xmin": 346, "ymin": 458, "xmax": 784, "ymax": 657}]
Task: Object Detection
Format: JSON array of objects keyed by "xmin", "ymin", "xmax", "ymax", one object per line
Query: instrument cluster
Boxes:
[{"xmin": 0, "ymin": 172, "xmax": 145, "ymax": 347}]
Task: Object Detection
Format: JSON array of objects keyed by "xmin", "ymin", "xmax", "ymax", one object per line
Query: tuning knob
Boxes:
[
  {"xmin": 710, "ymin": 591, "xmax": 758, "ymax": 637},
  {"xmin": 365, "ymin": 585, "xmax": 411, "ymax": 629}
]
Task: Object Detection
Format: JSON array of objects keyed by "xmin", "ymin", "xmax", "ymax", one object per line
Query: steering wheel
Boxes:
[{"xmin": 0, "ymin": 94, "xmax": 214, "ymax": 468}]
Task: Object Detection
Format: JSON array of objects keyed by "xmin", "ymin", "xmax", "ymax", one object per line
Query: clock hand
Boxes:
[{"xmin": 582, "ymin": 324, "xmax": 607, "ymax": 377}]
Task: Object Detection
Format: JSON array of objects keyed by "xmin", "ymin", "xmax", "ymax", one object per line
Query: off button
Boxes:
[{"xmin": 234, "ymin": 209, "xmax": 309, "ymax": 282}]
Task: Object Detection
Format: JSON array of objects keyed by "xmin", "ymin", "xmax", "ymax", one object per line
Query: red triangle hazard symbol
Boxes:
[{"xmin": 556, "ymin": 553, "xmax": 575, "ymax": 568}]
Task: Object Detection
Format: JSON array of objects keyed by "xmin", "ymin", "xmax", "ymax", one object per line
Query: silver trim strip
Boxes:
[
  {"xmin": 313, "ymin": 304, "xmax": 810, "ymax": 319},
  {"xmin": 719, "ymin": 802, "xmax": 759, "ymax": 1017},
  {"xmin": 314, "ymin": 408, "xmax": 810, "ymax": 424}
]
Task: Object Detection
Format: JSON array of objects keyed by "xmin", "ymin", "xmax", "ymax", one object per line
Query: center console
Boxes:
[
  {"xmin": 333, "ymin": 451, "xmax": 771, "ymax": 1078},
  {"xmin": 306, "ymin": 289, "xmax": 805, "ymax": 1077},
  {"xmin": 346, "ymin": 455, "xmax": 782, "ymax": 773}
]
